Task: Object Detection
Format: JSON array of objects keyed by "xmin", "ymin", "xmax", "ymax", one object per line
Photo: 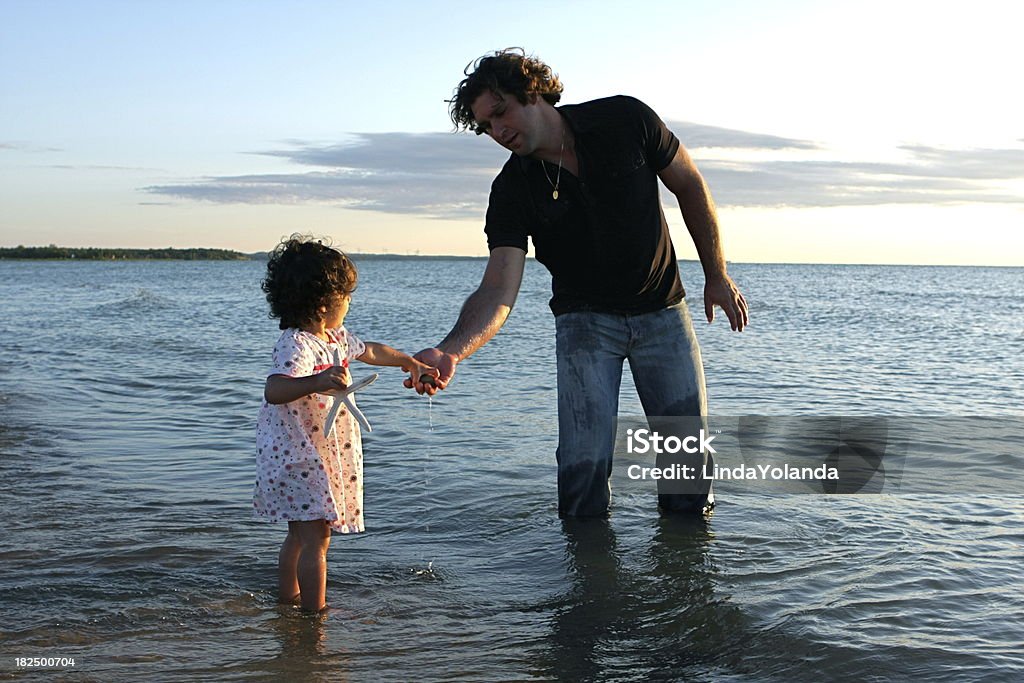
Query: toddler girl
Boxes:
[{"xmin": 253, "ymin": 235, "xmax": 437, "ymax": 613}]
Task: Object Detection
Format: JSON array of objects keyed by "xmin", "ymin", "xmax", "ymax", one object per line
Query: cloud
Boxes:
[
  {"xmin": 255, "ymin": 132, "xmax": 509, "ymax": 172},
  {"xmin": 46, "ymin": 164, "xmax": 162, "ymax": 172},
  {"xmin": 146, "ymin": 132, "xmax": 507, "ymax": 219},
  {"xmin": 896, "ymin": 145, "xmax": 1024, "ymax": 180},
  {"xmin": 1, "ymin": 142, "xmax": 63, "ymax": 153},
  {"xmin": 696, "ymin": 154, "xmax": 1024, "ymax": 208},
  {"xmin": 665, "ymin": 121, "xmax": 818, "ymax": 151},
  {"xmin": 144, "ymin": 124, "xmax": 1023, "ymax": 217}
]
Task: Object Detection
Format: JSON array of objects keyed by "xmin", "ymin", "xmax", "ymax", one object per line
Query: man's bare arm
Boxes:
[
  {"xmin": 438, "ymin": 246, "xmax": 526, "ymax": 358},
  {"xmin": 658, "ymin": 145, "xmax": 748, "ymax": 331},
  {"xmin": 405, "ymin": 246, "xmax": 526, "ymax": 394}
]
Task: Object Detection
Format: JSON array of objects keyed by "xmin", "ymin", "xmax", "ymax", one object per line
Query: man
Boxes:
[{"xmin": 407, "ymin": 49, "xmax": 748, "ymax": 517}]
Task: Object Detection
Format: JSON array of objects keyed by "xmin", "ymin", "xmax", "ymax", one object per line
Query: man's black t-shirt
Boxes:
[{"xmin": 484, "ymin": 95, "xmax": 686, "ymax": 316}]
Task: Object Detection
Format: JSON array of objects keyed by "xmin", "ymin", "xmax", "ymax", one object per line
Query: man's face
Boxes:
[{"xmin": 469, "ymin": 89, "xmax": 542, "ymax": 157}]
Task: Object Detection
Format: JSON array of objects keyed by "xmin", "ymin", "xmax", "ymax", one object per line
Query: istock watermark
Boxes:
[
  {"xmin": 626, "ymin": 460, "xmax": 840, "ymax": 483},
  {"xmin": 625, "ymin": 428, "xmax": 718, "ymax": 455},
  {"xmin": 613, "ymin": 416, "xmax": 1024, "ymax": 496}
]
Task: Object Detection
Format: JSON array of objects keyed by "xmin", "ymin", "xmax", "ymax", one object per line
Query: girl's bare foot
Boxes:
[
  {"xmin": 300, "ymin": 602, "xmax": 328, "ymax": 615},
  {"xmin": 279, "ymin": 592, "xmax": 302, "ymax": 606}
]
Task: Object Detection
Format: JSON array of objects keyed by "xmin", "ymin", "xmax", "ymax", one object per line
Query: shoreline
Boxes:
[{"xmin": 1, "ymin": 247, "xmax": 1021, "ymax": 268}]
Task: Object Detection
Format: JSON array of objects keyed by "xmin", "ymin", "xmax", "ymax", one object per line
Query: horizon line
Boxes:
[{"xmin": 0, "ymin": 244, "xmax": 1020, "ymax": 268}]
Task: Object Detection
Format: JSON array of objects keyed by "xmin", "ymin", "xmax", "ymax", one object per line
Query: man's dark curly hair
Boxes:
[
  {"xmin": 261, "ymin": 235, "xmax": 357, "ymax": 330},
  {"xmin": 449, "ymin": 48, "xmax": 563, "ymax": 134}
]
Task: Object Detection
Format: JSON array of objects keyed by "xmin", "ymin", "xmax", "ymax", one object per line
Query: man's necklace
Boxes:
[{"xmin": 541, "ymin": 127, "xmax": 565, "ymax": 201}]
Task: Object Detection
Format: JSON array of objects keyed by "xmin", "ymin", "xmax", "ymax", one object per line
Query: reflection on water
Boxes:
[
  {"xmin": 262, "ymin": 608, "xmax": 342, "ymax": 683},
  {"xmin": 541, "ymin": 519, "xmax": 630, "ymax": 681},
  {"xmin": 536, "ymin": 516, "xmax": 754, "ymax": 681}
]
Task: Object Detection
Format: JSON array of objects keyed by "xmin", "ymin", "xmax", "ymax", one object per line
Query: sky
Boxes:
[{"xmin": 2, "ymin": 0, "xmax": 1022, "ymax": 265}]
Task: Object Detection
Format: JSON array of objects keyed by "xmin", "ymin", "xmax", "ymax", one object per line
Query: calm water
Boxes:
[{"xmin": 0, "ymin": 258, "xmax": 1022, "ymax": 681}]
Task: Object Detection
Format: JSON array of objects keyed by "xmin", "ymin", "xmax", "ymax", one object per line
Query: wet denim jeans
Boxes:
[{"xmin": 554, "ymin": 301, "xmax": 714, "ymax": 516}]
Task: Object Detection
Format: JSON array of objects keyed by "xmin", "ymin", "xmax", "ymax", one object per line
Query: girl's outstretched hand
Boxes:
[
  {"xmin": 403, "ymin": 357, "xmax": 440, "ymax": 391},
  {"xmin": 403, "ymin": 348, "xmax": 457, "ymax": 396}
]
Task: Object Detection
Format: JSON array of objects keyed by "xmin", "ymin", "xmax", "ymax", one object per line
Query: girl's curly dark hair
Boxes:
[
  {"xmin": 449, "ymin": 47, "xmax": 563, "ymax": 134},
  {"xmin": 261, "ymin": 235, "xmax": 357, "ymax": 330}
]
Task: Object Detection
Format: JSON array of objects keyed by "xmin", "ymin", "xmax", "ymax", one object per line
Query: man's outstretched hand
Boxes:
[
  {"xmin": 704, "ymin": 275, "xmax": 749, "ymax": 331},
  {"xmin": 403, "ymin": 348, "xmax": 459, "ymax": 396}
]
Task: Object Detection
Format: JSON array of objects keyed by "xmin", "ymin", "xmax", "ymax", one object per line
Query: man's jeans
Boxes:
[{"xmin": 555, "ymin": 301, "xmax": 714, "ymax": 516}]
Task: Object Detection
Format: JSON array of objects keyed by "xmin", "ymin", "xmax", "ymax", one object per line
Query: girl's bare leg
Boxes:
[
  {"xmin": 278, "ymin": 528, "xmax": 302, "ymax": 605},
  {"xmin": 291, "ymin": 520, "xmax": 332, "ymax": 612}
]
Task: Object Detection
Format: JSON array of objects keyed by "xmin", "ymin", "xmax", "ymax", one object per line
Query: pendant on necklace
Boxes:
[{"xmin": 552, "ymin": 189, "xmax": 559, "ymax": 200}]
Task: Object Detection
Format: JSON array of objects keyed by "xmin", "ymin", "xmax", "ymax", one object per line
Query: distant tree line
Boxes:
[{"xmin": 0, "ymin": 245, "xmax": 252, "ymax": 260}]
